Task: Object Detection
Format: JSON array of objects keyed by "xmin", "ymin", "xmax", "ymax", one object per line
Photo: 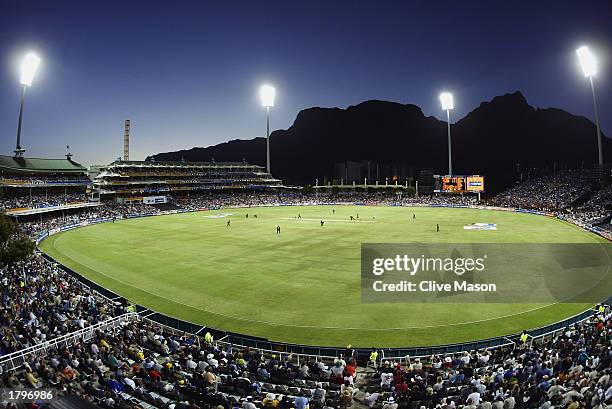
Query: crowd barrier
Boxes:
[
  {"xmin": 34, "ymin": 203, "xmax": 610, "ymax": 362},
  {"xmin": 0, "ymin": 313, "xmax": 139, "ymax": 372}
]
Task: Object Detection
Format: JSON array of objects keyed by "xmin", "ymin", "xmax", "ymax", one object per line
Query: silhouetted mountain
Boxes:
[
  {"xmin": 148, "ymin": 92, "xmax": 610, "ymax": 193},
  {"xmin": 152, "ymin": 138, "xmax": 267, "ymax": 165},
  {"xmin": 452, "ymin": 92, "xmax": 610, "ymax": 191}
]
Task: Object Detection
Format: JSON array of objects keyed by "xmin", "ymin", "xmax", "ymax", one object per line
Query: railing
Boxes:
[
  {"xmin": 0, "ymin": 313, "xmax": 139, "ymax": 372},
  {"xmin": 215, "ymin": 335, "xmax": 340, "ymax": 366},
  {"xmin": 139, "ymin": 314, "xmax": 201, "ymax": 348},
  {"xmin": 379, "ymin": 305, "xmax": 602, "ymax": 365}
]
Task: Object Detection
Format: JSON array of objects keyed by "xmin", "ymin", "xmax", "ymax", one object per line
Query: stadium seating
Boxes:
[
  {"xmin": 0, "ymin": 155, "xmax": 91, "ymax": 213},
  {"xmin": 488, "ymin": 170, "xmax": 592, "ymax": 211},
  {"xmin": 1, "ymin": 179, "xmax": 611, "ymax": 409}
]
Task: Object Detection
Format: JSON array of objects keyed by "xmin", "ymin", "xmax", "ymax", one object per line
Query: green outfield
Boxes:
[{"xmin": 39, "ymin": 205, "xmax": 609, "ymax": 347}]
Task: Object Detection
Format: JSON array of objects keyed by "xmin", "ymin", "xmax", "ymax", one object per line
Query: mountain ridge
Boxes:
[{"xmin": 148, "ymin": 91, "xmax": 610, "ymax": 193}]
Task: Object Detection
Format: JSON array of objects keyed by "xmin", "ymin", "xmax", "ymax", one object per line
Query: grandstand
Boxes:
[
  {"xmin": 488, "ymin": 170, "xmax": 592, "ymax": 211},
  {"xmin": 1, "ymin": 171, "xmax": 611, "ymax": 409},
  {"xmin": 489, "ymin": 170, "xmax": 612, "ymax": 239},
  {"xmin": 93, "ymin": 160, "xmax": 282, "ymax": 203},
  {"xmin": 0, "ymin": 154, "xmax": 96, "ymax": 218}
]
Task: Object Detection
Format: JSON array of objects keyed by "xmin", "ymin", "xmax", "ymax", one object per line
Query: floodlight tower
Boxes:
[
  {"xmin": 440, "ymin": 92, "xmax": 454, "ymax": 175},
  {"xmin": 15, "ymin": 52, "xmax": 41, "ymax": 157},
  {"xmin": 260, "ymin": 84, "xmax": 275, "ymax": 174},
  {"xmin": 576, "ymin": 46, "xmax": 604, "ymax": 166}
]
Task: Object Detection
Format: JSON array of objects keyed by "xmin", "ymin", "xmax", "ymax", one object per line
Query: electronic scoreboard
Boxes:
[{"xmin": 433, "ymin": 175, "xmax": 485, "ymax": 193}]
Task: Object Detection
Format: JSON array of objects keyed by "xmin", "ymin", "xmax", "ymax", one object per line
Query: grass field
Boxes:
[{"xmin": 39, "ymin": 205, "xmax": 610, "ymax": 347}]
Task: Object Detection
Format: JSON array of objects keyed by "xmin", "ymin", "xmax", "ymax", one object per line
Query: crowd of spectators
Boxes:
[
  {"xmin": 0, "ymin": 174, "xmax": 91, "ymax": 185},
  {"xmin": 0, "ymin": 192, "xmax": 89, "ymax": 211},
  {"xmin": 368, "ymin": 307, "xmax": 611, "ymax": 409},
  {"xmin": 0, "ymin": 255, "xmax": 122, "ymax": 357},
  {"xmin": 2, "ymin": 312, "xmax": 363, "ymax": 409},
  {"xmin": 1, "ymin": 171, "xmax": 89, "ymax": 212},
  {"xmin": 1, "ymin": 248, "xmax": 609, "ymax": 409},
  {"xmin": 487, "ymin": 171, "xmax": 611, "ymax": 235},
  {"xmin": 14, "ymin": 203, "xmax": 162, "ymax": 240},
  {"xmin": 0, "ymin": 236, "xmax": 362, "ymax": 408},
  {"xmin": 561, "ymin": 184, "xmax": 612, "ymax": 228},
  {"xmin": 488, "ymin": 171, "xmax": 592, "ymax": 212},
  {"xmin": 173, "ymin": 191, "xmax": 476, "ymax": 211},
  {"xmin": 1, "ymin": 180, "xmax": 610, "ymax": 408},
  {"xmin": 3, "ymin": 177, "xmax": 609, "ymax": 240}
]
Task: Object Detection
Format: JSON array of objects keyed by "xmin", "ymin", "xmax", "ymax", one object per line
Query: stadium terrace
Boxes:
[{"xmin": 94, "ymin": 160, "xmax": 282, "ymax": 201}]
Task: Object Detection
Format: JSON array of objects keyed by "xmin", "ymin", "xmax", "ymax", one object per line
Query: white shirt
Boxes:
[
  {"xmin": 380, "ymin": 373, "xmax": 393, "ymax": 387},
  {"xmin": 467, "ymin": 392, "xmax": 481, "ymax": 406},
  {"xmin": 243, "ymin": 402, "xmax": 257, "ymax": 409},
  {"xmin": 123, "ymin": 377, "xmax": 136, "ymax": 389},
  {"xmin": 198, "ymin": 361, "xmax": 209, "ymax": 372},
  {"xmin": 478, "ymin": 353, "xmax": 490, "ymax": 364},
  {"xmin": 331, "ymin": 365, "xmax": 344, "ymax": 376},
  {"xmin": 365, "ymin": 393, "xmax": 380, "ymax": 408}
]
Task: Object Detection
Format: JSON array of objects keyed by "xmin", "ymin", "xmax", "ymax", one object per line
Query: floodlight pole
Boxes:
[
  {"xmin": 588, "ymin": 76, "xmax": 604, "ymax": 166},
  {"xmin": 266, "ymin": 106, "xmax": 271, "ymax": 174},
  {"xmin": 446, "ymin": 109, "xmax": 452, "ymax": 176},
  {"xmin": 15, "ymin": 85, "xmax": 27, "ymax": 157}
]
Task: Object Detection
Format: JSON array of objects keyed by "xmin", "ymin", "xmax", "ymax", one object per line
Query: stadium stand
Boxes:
[
  {"xmin": 366, "ymin": 312, "xmax": 611, "ymax": 409},
  {"xmin": 487, "ymin": 170, "xmax": 592, "ymax": 211},
  {"xmin": 1, "ymin": 170, "xmax": 611, "ymax": 408},
  {"xmin": 562, "ymin": 184, "xmax": 612, "ymax": 227},
  {"xmin": 488, "ymin": 170, "xmax": 611, "ymax": 238},
  {"xmin": 1, "ymin": 249, "xmax": 610, "ymax": 409},
  {"xmin": 0, "ymin": 154, "xmax": 92, "ymax": 217},
  {"xmin": 93, "ymin": 160, "xmax": 282, "ymax": 203},
  {"xmin": 0, "ymin": 255, "xmax": 123, "ymax": 356}
]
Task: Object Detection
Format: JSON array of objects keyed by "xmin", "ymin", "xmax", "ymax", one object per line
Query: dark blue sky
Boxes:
[{"xmin": 1, "ymin": 1, "xmax": 611, "ymax": 165}]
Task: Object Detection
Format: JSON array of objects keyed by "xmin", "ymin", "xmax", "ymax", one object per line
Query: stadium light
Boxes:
[
  {"xmin": 576, "ymin": 46, "xmax": 603, "ymax": 167},
  {"xmin": 15, "ymin": 52, "xmax": 41, "ymax": 157},
  {"xmin": 20, "ymin": 52, "xmax": 41, "ymax": 87},
  {"xmin": 439, "ymin": 92, "xmax": 454, "ymax": 111},
  {"xmin": 260, "ymin": 84, "xmax": 275, "ymax": 108},
  {"xmin": 260, "ymin": 84, "xmax": 276, "ymax": 173},
  {"xmin": 440, "ymin": 92, "xmax": 454, "ymax": 175},
  {"xmin": 577, "ymin": 46, "xmax": 597, "ymax": 77}
]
